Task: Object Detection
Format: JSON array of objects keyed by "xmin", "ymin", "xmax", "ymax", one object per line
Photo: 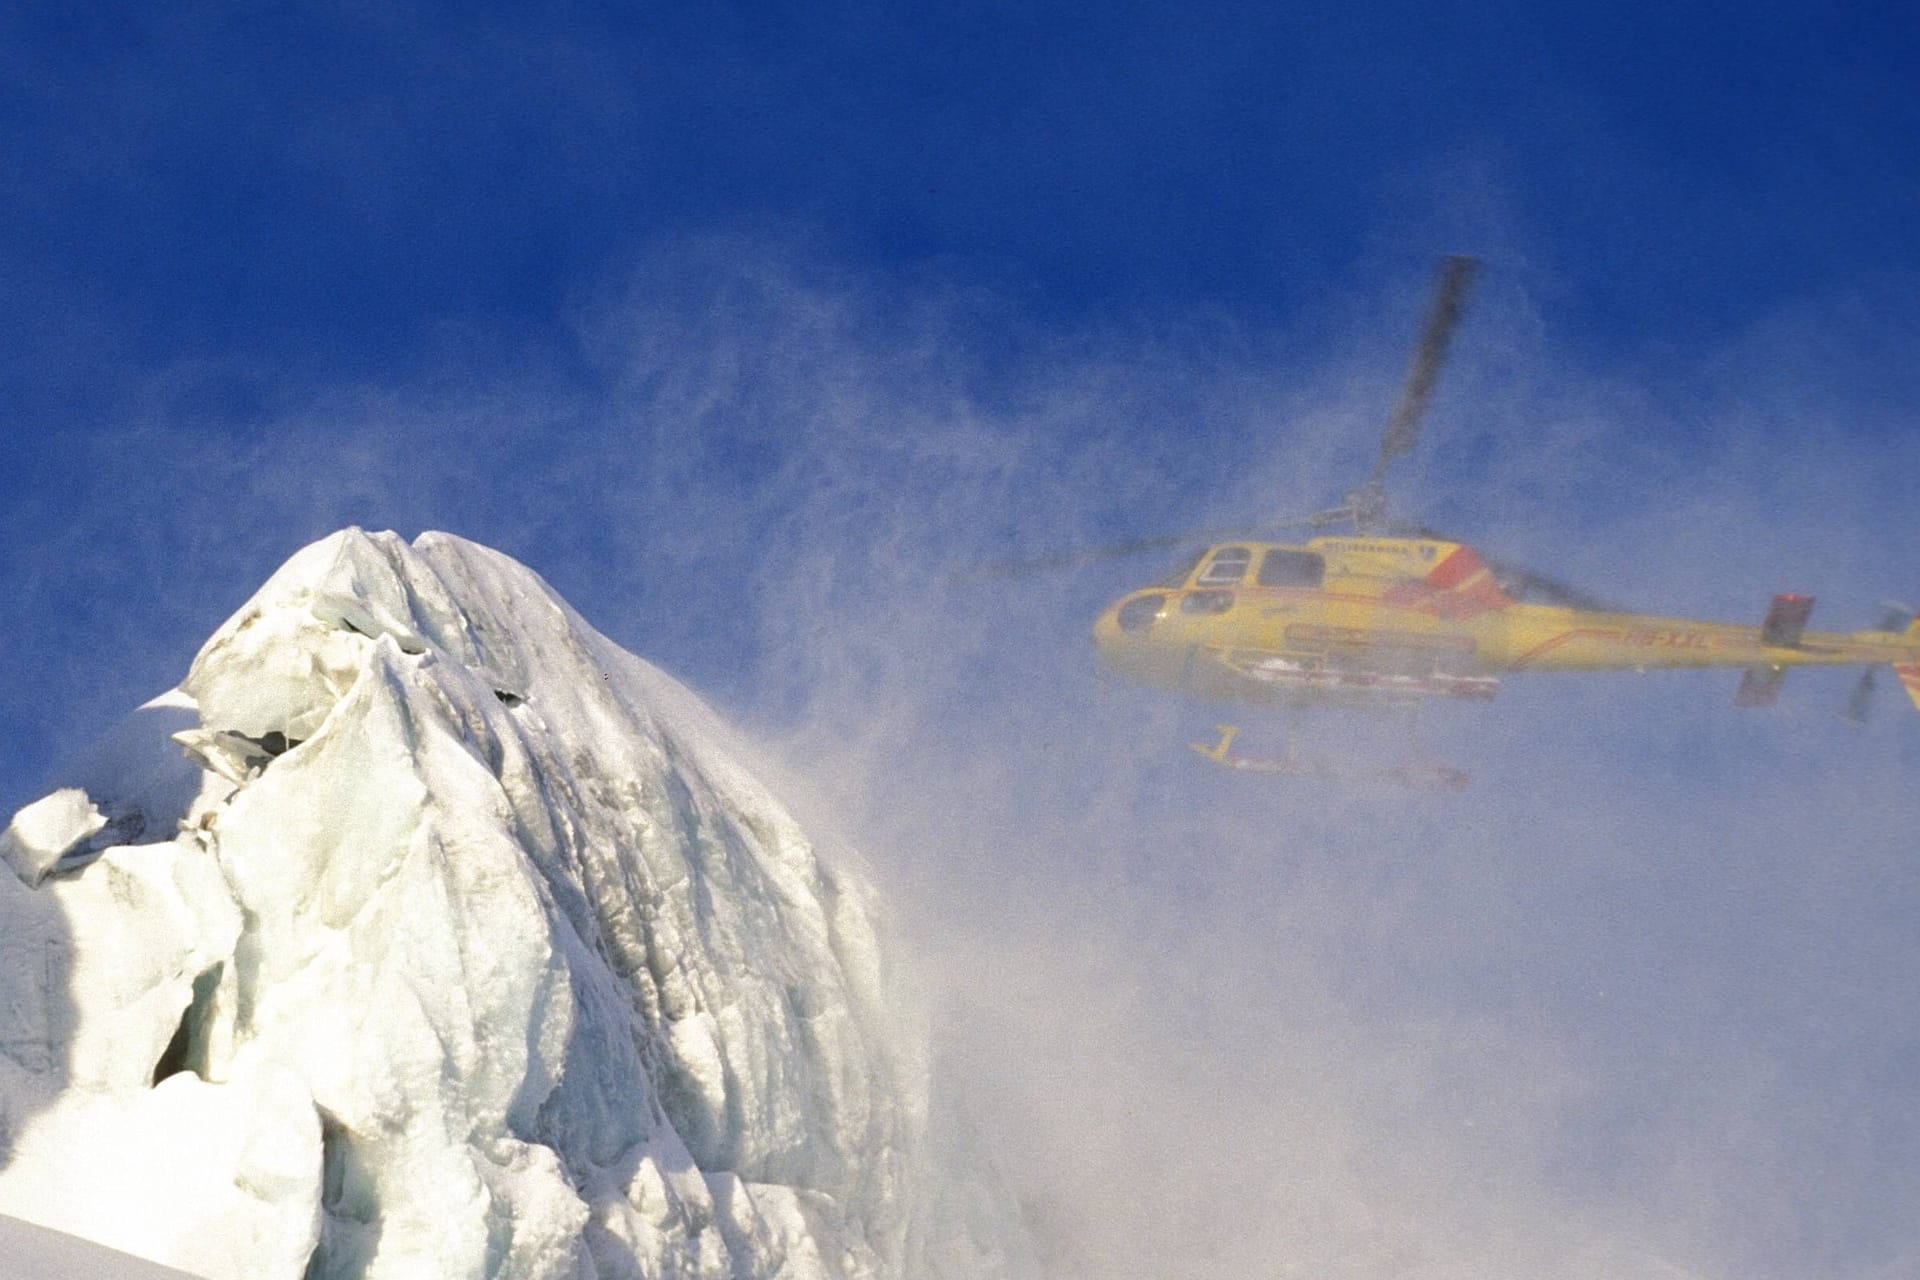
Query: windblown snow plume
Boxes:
[{"xmin": 0, "ymin": 529, "xmax": 1015, "ymax": 1279}]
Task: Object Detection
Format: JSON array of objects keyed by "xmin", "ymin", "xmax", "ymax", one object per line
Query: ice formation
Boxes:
[{"xmin": 0, "ymin": 529, "xmax": 1007, "ymax": 1280}]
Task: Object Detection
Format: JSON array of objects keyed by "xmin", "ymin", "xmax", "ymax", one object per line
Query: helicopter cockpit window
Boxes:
[
  {"xmin": 1116, "ymin": 594, "xmax": 1166, "ymax": 633},
  {"xmin": 1258, "ymin": 549, "xmax": 1326, "ymax": 588},
  {"xmin": 1196, "ymin": 547, "xmax": 1252, "ymax": 586}
]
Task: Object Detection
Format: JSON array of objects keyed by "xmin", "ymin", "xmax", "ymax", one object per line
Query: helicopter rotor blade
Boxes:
[
  {"xmin": 963, "ymin": 512, "xmax": 1339, "ymax": 579},
  {"xmin": 968, "ymin": 257, "xmax": 1490, "ymax": 579},
  {"xmin": 1842, "ymin": 667, "xmax": 1880, "ymax": 725},
  {"xmin": 967, "ymin": 527, "xmax": 1264, "ymax": 578},
  {"xmin": 1368, "ymin": 254, "xmax": 1482, "ymax": 491},
  {"xmin": 1477, "ymin": 548, "xmax": 1618, "ymax": 612},
  {"xmin": 1487, "ymin": 563, "xmax": 1618, "ymax": 613}
]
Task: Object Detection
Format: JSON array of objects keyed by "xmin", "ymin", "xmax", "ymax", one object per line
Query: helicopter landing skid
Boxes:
[{"xmin": 1189, "ymin": 725, "xmax": 1470, "ymax": 791}]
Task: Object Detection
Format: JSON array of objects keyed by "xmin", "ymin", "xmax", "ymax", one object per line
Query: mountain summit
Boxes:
[{"xmin": 0, "ymin": 529, "xmax": 1005, "ymax": 1279}]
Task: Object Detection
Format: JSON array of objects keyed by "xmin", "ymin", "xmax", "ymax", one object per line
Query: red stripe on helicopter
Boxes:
[
  {"xmin": 1425, "ymin": 545, "xmax": 1484, "ymax": 589},
  {"xmin": 1382, "ymin": 546, "xmax": 1513, "ymax": 620},
  {"xmin": 1893, "ymin": 664, "xmax": 1920, "ymax": 714}
]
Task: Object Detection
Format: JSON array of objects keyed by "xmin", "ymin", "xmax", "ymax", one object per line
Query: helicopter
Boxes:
[{"xmin": 1003, "ymin": 257, "xmax": 1920, "ymax": 784}]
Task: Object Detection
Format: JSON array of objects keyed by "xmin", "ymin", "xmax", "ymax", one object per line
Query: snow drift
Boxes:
[{"xmin": 0, "ymin": 529, "xmax": 1015, "ymax": 1279}]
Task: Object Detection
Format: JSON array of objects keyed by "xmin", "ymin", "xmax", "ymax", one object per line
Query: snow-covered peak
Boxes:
[{"xmin": 0, "ymin": 528, "xmax": 995, "ymax": 1280}]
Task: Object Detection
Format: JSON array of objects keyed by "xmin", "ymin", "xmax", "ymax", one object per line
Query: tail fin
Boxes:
[{"xmin": 1737, "ymin": 594, "xmax": 1813, "ymax": 708}]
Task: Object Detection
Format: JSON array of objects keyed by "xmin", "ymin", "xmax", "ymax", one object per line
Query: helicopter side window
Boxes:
[
  {"xmin": 1258, "ymin": 549, "xmax": 1326, "ymax": 588},
  {"xmin": 1180, "ymin": 589, "xmax": 1234, "ymax": 615},
  {"xmin": 1196, "ymin": 547, "xmax": 1252, "ymax": 586}
]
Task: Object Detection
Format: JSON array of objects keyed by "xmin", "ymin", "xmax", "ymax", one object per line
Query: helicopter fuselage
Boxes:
[{"xmin": 1092, "ymin": 536, "xmax": 1920, "ymax": 708}]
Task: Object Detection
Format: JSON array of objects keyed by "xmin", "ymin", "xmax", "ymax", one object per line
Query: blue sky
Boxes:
[
  {"xmin": 8, "ymin": 4, "xmax": 1917, "ymax": 383},
  {"xmin": 5, "ymin": 4, "xmax": 1920, "ymax": 1277}
]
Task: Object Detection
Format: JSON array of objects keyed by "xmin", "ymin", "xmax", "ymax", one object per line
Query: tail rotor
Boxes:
[{"xmin": 1840, "ymin": 603, "xmax": 1916, "ymax": 724}]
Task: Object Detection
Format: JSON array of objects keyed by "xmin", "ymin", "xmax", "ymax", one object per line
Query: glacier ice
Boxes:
[
  {"xmin": 0, "ymin": 529, "xmax": 1009, "ymax": 1280},
  {"xmin": 1, "ymin": 788, "xmax": 110, "ymax": 886}
]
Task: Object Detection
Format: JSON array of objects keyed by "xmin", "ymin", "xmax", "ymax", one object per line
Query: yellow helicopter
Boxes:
[{"xmin": 1009, "ymin": 258, "xmax": 1920, "ymax": 784}]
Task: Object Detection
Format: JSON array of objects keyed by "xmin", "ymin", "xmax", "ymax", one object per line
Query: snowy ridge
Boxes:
[{"xmin": 0, "ymin": 529, "xmax": 989, "ymax": 1279}]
